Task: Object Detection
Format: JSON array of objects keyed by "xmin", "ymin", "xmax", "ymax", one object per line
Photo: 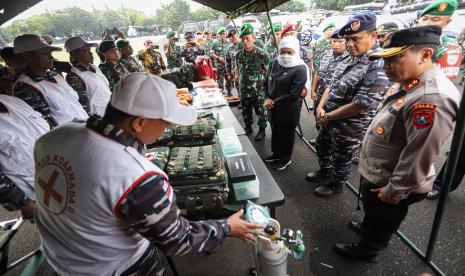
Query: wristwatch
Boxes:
[{"xmin": 222, "ymin": 220, "xmax": 232, "ymax": 237}]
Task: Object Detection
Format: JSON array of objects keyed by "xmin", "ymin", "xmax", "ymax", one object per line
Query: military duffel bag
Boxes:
[
  {"xmin": 145, "ymin": 147, "xmax": 170, "ymax": 170},
  {"xmin": 166, "ymin": 144, "xmax": 229, "ymax": 216}
]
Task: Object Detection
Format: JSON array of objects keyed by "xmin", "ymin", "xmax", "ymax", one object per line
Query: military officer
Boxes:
[
  {"xmin": 235, "ymin": 23, "xmax": 269, "ymax": 141},
  {"xmin": 116, "ymin": 39, "xmax": 143, "ymax": 73},
  {"xmin": 137, "ymin": 39, "xmax": 166, "ymax": 76},
  {"xmin": 181, "ymin": 32, "xmax": 206, "ymax": 64},
  {"xmin": 335, "ymin": 25, "xmax": 461, "ymax": 262},
  {"xmin": 264, "ymin": 23, "xmax": 283, "ymax": 59},
  {"xmin": 211, "ymin": 27, "xmax": 229, "ymax": 91},
  {"xmin": 308, "ymin": 30, "xmax": 349, "ymax": 179},
  {"xmin": 98, "ymin": 40, "xmax": 129, "ymax": 91},
  {"xmin": 165, "ymin": 31, "xmax": 183, "ymax": 69},
  {"xmin": 225, "ymin": 27, "xmax": 241, "ymax": 96},
  {"xmin": 311, "ymin": 22, "xmax": 335, "ymax": 77},
  {"xmin": 308, "ymin": 12, "xmax": 389, "ymax": 197},
  {"xmin": 417, "ymin": 0, "xmax": 462, "ymax": 79},
  {"xmin": 376, "ymin": 22, "xmax": 399, "ymax": 45}
]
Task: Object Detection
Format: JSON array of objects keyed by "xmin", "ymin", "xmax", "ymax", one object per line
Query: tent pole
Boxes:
[{"xmin": 262, "ymin": 0, "xmax": 279, "ymax": 50}]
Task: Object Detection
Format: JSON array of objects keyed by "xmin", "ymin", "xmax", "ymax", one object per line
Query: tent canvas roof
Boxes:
[{"xmin": 191, "ymin": 0, "xmax": 289, "ymax": 18}]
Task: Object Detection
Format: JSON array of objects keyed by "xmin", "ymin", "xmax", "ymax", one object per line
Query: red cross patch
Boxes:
[{"xmin": 37, "ymin": 164, "xmax": 70, "ymax": 215}]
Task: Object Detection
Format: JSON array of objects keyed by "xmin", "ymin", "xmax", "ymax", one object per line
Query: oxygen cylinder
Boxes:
[{"xmin": 256, "ymin": 219, "xmax": 288, "ymax": 276}]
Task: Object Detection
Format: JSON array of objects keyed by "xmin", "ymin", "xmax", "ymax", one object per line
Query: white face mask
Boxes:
[{"xmin": 278, "ymin": 53, "xmax": 300, "ymax": 68}]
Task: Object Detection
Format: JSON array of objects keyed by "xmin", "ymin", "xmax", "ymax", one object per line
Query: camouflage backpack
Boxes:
[
  {"xmin": 161, "ymin": 63, "xmax": 197, "ymax": 88},
  {"xmin": 166, "ymin": 144, "xmax": 229, "ymax": 216},
  {"xmin": 145, "ymin": 147, "xmax": 170, "ymax": 170}
]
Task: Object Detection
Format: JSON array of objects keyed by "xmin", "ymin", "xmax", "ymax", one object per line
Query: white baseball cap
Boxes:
[
  {"xmin": 64, "ymin": 36, "xmax": 98, "ymax": 52},
  {"xmin": 13, "ymin": 34, "xmax": 62, "ymax": 54},
  {"xmin": 111, "ymin": 73, "xmax": 197, "ymax": 126}
]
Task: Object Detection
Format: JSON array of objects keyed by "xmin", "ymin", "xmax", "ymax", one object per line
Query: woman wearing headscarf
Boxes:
[{"xmin": 264, "ymin": 36, "xmax": 308, "ymax": 171}]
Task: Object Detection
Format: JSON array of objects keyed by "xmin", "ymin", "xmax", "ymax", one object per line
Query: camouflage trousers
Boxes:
[
  {"xmin": 216, "ymin": 67, "xmax": 226, "ymax": 91},
  {"xmin": 240, "ymin": 90, "xmax": 267, "ymax": 129},
  {"xmin": 317, "ymin": 119, "xmax": 364, "ymax": 186},
  {"xmin": 225, "ymin": 74, "xmax": 236, "ymax": 96}
]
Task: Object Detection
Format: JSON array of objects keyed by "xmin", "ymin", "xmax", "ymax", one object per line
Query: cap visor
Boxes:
[
  {"xmin": 163, "ymin": 104, "xmax": 198, "ymax": 126},
  {"xmin": 86, "ymin": 42, "xmax": 98, "ymax": 48},
  {"xmin": 369, "ymin": 46, "xmax": 412, "ymax": 60},
  {"xmin": 37, "ymin": 45, "xmax": 62, "ymax": 53}
]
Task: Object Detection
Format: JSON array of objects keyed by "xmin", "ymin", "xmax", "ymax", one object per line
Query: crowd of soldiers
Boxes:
[{"xmin": 0, "ymin": 0, "xmax": 464, "ymax": 271}]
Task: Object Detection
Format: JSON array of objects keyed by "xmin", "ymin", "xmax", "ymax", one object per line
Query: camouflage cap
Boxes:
[
  {"xmin": 268, "ymin": 23, "xmax": 283, "ymax": 34},
  {"xmin": 217, "ymin": 27, "xmax": 227, "ymax": 35},
  {"xmin": 166, "ymin": 31, "xmax": 176, "ymax": 38},
  {"xmin": 115, "ymin": 39, "xmax": 130, "ymax": 49},
  {"xmin": 420, "ymin": 0, "xmax": 458, "ymax": 16},
  {"xmin": 239, "ymin": 22, "xmax": 254, "ymax": 37}
]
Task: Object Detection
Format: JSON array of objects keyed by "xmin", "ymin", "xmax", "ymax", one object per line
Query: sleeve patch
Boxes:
[{"xmin": 411, "ymin": 103, "xmax": 436, "ymax": 128}]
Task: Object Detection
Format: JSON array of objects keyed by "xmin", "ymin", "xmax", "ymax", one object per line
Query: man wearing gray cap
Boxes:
[
  {"xmin": 13, "ymin": 34, "xmax": 88, "ymax": 128},
  {"xmin": 65, "ymin": 36, "xmax": 111, "ymax": 117},
  {"xmin": 33, "ymin": 73, "xmax": 262, "ymax": 275}
]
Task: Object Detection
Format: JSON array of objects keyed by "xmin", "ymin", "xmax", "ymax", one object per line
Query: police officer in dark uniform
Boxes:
[
  {"xmin": 307, "ymin": 12, "xmax": 389, "ymax": 197},
  {"xmin": 335, "ymin": 26, "xmax": 461, "ymax": 261}
]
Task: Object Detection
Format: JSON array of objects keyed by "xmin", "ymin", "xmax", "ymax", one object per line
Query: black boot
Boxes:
[
  {"xmin": 334, "ymin": 242, "xmax": 378, "ymax": 262},
  {"xmin": 348, "ymin": 220, "xmax": 368, "ymax": 236},
  {"xmin": 314, "ymin": 182, "xmax": 342, "ymax": 197},
  {"xmin": 254, "ymin": 128, "xmax": 266, "ymax": 141},
  {"xmin": 305, "ymin": 168, "xmax": 330, "ymax": 182},
  {"xmin": 245, "ymin": 125, "xmax": 253, "ymax": 134}
]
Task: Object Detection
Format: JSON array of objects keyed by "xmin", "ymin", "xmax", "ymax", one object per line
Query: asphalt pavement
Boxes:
[{"xmin": 2, "ymin": 89, "xmax": 465, "ymax": 275}]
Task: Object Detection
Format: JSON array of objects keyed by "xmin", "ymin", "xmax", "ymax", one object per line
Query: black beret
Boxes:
[{"xmin": 339, "ymin": 12, "xmax": 377, "ymax": 36}]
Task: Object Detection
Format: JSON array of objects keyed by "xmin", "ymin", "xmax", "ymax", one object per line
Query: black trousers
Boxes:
[
  {"xmin": 271, "ymin": 123, "xmax": 296, "ymax": 161},
  {"xmin": 432, "ymin": 145, "xmax": 465, "ymax": 192},
  {"xmin": 360, "ymin": 177, "xmax": 427, "ymax": 248}
]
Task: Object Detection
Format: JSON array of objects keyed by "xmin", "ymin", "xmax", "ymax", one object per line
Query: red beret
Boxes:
[{"xmin": 280, "ymin": 25, "xmax": 297, "ymax": 39}]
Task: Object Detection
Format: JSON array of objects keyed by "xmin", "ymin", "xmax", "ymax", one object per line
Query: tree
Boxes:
[
  {"xmin": 190, "ymin": 7, "xmax": 221, "ymax": 22},
  {"xmin": 277, "ymin": 0, "xmax": 308, "ymax": 12},
  {"xmin": 154, "ymin": 0, "xmax": 191, "ymax": 29}
]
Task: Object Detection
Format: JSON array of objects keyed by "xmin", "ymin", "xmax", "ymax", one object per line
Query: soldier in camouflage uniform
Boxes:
[
  {"xmin": 181, "ymin": 32, "xmax": 206, "ymax": 64},
  {"xmin": 311, "ymin": 22, "xmax": 335, "ymax": 77},
  {"xmin": 165, "ymin": 31, "xmax": 183, "ymax": 69},
  {"xmin": 203, "ymin": 31, "xmax": 215, "ymax": 55},
  {"xmin": 308, "ymin": 12, "xmax": 389, "ymax": 197},
  {"xmin": 116, "ymin": 39, "xmax": 143, "ymax": 73},
  {"xmin": 98, "ymin": 40, "xmax": 129, "ymax": 91},
  {"xmin": 137, "ymin": 39, "xmax": 166, "ymax": 76},
  {"xmin": 264, "ymin": 23, "xmax": 283, "ymax": 59},
  {"xmin": 236, "ymin": 23, "xmax": 269, "ymax": 141},
  {"xmin": 211, "ymin": 27, "xmax": 228, "ymax": 91},
  {"xmin": 225, "ymin": 28, "xmax": 242, "ymax": 96}
]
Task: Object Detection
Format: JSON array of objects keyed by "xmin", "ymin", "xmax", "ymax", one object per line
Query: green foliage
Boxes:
[
  {"xmin": 277, "ymin": 0, "xmax": 308, "ymax": 12},
  {"xmin": 313, "ymin": 0, "xmax": 374, "ymax": 11},
  {"xmin": 190, "ymin": 7, "xmax": 222, "ymax": 22}
]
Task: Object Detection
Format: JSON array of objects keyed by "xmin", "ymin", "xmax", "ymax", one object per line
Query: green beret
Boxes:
[
  {"xmin": 166, "ymin": 31, "xmax": 175, "ymax": 38},
  {"xmin": 323, "ymin": 22, "xmax": 336, "ymax": 32},
  {"xmin": 420, "ymin": 0, "xmax": 458, "ymax": 16},
  {"xmin": 217, "ymin": 27, "xmax": 226, "ymax": 35},
  {"xmin": 239, "ymin": 23, "xmax": 254, "ymax": 37},
  {"xmin": 98, "ymin": 40, "xmax": 116, "ymax": 54},
  {"xmin": 115, "ymin": 39, "xmax": 130, "ymax": 49},
  {"xmin": 268, "ymin": 23, "xmax": 283, "ymax": 34}
]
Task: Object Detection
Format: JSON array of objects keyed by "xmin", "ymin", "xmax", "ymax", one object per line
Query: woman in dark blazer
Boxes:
[{"xmin": 264, "ymin": 36, "xmax": 308, "ymax": 171}]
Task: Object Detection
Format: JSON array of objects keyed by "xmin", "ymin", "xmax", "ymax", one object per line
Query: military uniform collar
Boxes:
[
  {"xmin": 86, "ymin": 116, "xmax": 145, "ymax": 154},
  {"xmin": 24, "ymin": 69, "xmax": 57, "ymax": 83}
]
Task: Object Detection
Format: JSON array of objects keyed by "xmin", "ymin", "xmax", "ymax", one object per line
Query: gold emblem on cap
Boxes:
[
  {"xmin": 438, "ymin": 3, "xmax": 448, "ymax": 12},
  {"xmin": 378, "ymin": 25, "xmax": 384, "ymax": 31},
  {"xmin": 383, "ymin": 36, "xmax": 391, "ymax": 47},
  {"xmin": 351, "ymin": 21, "xmax": 361, "ymax": 31}
]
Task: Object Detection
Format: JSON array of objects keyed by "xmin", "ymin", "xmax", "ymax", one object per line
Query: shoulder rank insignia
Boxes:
[
  {"xmin": 411, "ymin": 103, "xmax": 436, "ymax": 129},
  {"xmin": 405, "ymin": 78, "xmax": 420, "ymax": 91}
]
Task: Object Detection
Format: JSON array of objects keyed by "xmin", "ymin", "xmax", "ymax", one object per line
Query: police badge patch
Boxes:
[{"xmin": 411, "ymin": 103, "xmax": 436, "ymax": 129}]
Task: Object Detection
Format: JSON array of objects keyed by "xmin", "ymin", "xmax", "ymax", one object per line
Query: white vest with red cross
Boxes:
[
  {"xmin": 33, "ymin": 123, "xmax": 169, "ymax": 275},
  {"xmin": 0, "ymin": 95, "xmax": 49, "ymax": 200},
  {"xmin": 15, "ymin": 73, "xmax": 89, "ymax": 125},
  {"xmin": 70, "ymin": 65, "xmax": 111, "ymax": 116}
]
